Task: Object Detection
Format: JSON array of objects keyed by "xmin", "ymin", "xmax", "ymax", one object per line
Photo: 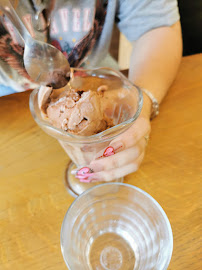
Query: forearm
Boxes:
[{"xmin": 129, "ymin": 21, "xmax": 182, "ymax": 118}]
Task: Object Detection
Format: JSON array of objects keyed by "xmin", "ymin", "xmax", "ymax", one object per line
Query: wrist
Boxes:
[{"xmin": 140, "ymin": 92, "xmax": 152, "ymax": 119}]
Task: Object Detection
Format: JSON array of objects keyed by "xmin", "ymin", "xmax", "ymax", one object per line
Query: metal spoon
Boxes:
[{"xmin": 0, "ymin": 0, "xmax": 70, "ymax": 89}]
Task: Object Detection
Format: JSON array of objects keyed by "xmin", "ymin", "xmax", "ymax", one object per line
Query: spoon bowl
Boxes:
[
  {"xmin": 0, "ymin": 0, "xmax": 70, "ymax": 89},
  {"xmin": 24, "ymin": 39, "xmax": 70, "ymax": 88}
]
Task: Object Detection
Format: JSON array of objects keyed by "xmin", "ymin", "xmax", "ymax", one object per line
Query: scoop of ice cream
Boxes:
[
  {"xmin": 38, "ymin": 74, "xmax": 137, "ymax": 136},
  {"xmin": 38, "ymin": 85, "xmax": 113, "ymax": 136}
]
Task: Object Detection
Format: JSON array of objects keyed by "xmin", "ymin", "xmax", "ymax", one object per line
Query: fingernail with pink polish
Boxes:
[
  {"xmin": 76, "ymin": 173, "xmax": 95, "ymax": 183},
  {"xmin": 76, "ymin": 167, "xmax": 93, "ymax": 175},
  {"xmin": 75, "ymin": 167, "xmax": 94, "ymax": 183},
  {"xmin": 95, "ymin": 142, "xmax": 123, "ymax": 160}
]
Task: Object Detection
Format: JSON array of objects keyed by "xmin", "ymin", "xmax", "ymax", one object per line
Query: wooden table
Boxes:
[{"xmin": 0, "ymin": 54, "xmax": 201, "ymax": 270}]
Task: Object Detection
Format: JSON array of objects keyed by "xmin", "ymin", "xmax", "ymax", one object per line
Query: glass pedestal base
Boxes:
[{"xmin": 64, "ymin": 162, "xmax": 124, "ymax": 198}]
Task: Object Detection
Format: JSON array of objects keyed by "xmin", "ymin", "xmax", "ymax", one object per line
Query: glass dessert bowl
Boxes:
[{"xmin": 29, "ymin": 67, "xmax": 143, "ymax": 197}]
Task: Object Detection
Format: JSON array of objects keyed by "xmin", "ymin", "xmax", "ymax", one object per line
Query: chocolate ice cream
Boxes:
[
  {"xmin": 38, "ymin": 83, "xmax": 115, "ymax": 136},
  {"xmin": 38, "ymin": 72, "xmax": 137, "ymax": 137}
]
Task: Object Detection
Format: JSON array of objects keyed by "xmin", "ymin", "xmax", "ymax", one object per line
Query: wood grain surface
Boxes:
[{"xmin": 0, "ymin": 54, "xmax": 201, "ymax": 270}]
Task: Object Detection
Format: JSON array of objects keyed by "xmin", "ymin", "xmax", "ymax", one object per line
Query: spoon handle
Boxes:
[{"xmin": 0, "ymin": 0, "xmax": 32, "ymax": 42}]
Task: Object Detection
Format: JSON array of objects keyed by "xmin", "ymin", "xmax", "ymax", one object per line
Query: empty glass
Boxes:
[{"xmin": 61, "ymin": 183, "xmax": 173, "ymax": 270}]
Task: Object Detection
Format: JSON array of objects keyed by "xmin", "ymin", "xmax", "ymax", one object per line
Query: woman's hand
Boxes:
[
  {"xmin": 85, "ymin": 114, "xmax": 151, "ymax": 182},
  {"xmin": 75, "ymin": 93, "xmax": 152, "ymax": 183},
  {"xmin": 75, "ymin": 94, "xmax": 152, "ymax": 182}
]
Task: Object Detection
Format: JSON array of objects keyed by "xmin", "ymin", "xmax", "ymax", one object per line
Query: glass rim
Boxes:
[
  {"xmin": 29, "ymin": 67, "xmax": 143, "ymax": 143},
  {"xmin": 60, "ymin": 183, "xmax": 173, "ymax": 269}
]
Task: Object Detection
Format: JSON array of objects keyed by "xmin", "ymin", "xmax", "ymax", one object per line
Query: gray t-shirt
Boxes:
[{"xmin": 0, "ymin": 0, "xmax": 179, "ymax": 94}]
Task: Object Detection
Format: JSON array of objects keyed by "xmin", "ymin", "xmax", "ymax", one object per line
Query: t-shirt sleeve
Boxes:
[{"xmin": 116, "ymin": 0, "xmax": 180, "ymax": 41}]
